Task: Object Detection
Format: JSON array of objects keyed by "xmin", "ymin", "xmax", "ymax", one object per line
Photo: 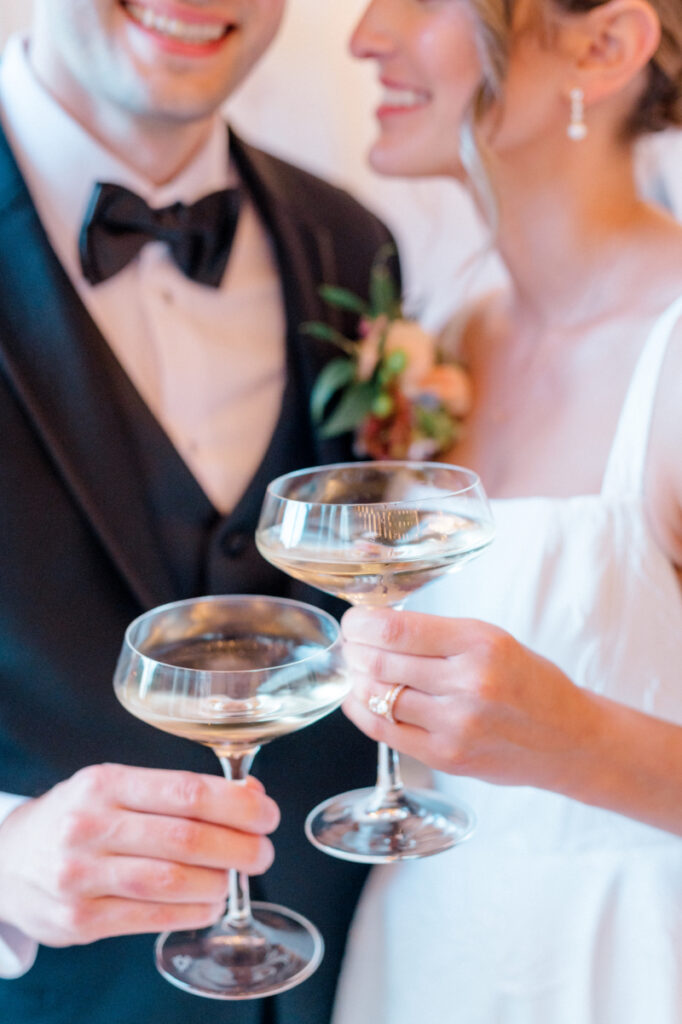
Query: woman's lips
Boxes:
[{"xmin": 376, "ymin": 83, "xmax": 429, "ymax": 118}]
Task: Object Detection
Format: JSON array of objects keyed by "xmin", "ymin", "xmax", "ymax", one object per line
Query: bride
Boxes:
[{"xmin": 332, "ymin": 0, "xmax": 682, "ymax": 1020}]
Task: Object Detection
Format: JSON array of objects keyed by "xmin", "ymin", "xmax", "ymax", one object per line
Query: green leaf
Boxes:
[
  {"xmin": 371, "ymin": 392, "xmax": 395, "ymax": 418},
  {"xmin": 310, "ymin": 358, "xmax": 356, "ymax": 423},
  {"xmin": 369, "ymin": 264, "xmax": 401, "ymax": 320},
  {"xmin": 319, "ymin": 381, "xmax": 377, "ymax": 438},
  {"xmin": 318, "ymin": 284, "xmax": 368, "ymax": 316},
  {"xmin": 416, "ymin": 404, "xmax": 457, "ymax": 444},
  {"xmin": 367, "ymin": 243, "xmax": 401, "ymax": 318},
  {"xmin": 384, "ymin": 348, "xmax": 408, "ymax": 376},
  {"xmin": 372, "ymin": 241, "xmax": 398, "ymax": 272},
  {"xmin": 300, "ymin": 321, "xmax": 357, "ymax": 355}
]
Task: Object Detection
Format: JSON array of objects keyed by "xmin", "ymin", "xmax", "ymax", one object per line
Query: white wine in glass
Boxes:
[
  {"xmin": 114, "ymin": 594, "xmax": 349, "ymax": 999},
  {"xmin": 256, "ymin": 462, "xmax": 494, "ymax": 863}
]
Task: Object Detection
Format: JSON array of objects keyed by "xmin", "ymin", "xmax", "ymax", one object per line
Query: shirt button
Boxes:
[{"xmin": 221, "ymin": 531, "xmax": 250, "ymax": 558}]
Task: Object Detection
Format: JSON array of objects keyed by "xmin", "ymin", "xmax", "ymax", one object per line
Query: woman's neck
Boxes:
[{"xmin": 488, "ymin": 135, "xmax": 656, "ymax": 330}]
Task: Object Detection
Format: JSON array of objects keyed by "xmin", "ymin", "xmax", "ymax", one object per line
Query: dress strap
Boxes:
[{"xmin": 601, "ymin": 294, "xmax": 682, "ymax": 497}]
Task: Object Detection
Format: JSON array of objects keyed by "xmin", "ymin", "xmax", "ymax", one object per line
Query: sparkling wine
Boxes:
[
  {"xmin": 256, "ymin": 511, "xmax": 493, "ymax": 606},
  {"xmin": 116, "ymin": 633, "xmax": 348, "ymax": 750}
]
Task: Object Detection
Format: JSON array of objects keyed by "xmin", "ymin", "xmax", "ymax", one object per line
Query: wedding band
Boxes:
[{"xmin": 368, "ymin": 683, "xmax": 406, "ymax": 725}]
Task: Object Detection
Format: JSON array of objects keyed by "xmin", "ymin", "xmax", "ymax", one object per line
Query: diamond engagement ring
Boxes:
[{"xmin": 368, "ymin": 683, "xmax": 406, "ymax": 725}]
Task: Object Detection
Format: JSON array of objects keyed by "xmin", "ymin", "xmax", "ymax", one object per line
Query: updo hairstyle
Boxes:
[{"xmin": 469, "ymin": 0, "xmax": 682, "ymax": 137}]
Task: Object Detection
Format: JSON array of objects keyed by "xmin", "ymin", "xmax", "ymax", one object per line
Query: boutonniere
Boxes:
[{"xmin": 303, "ymin": 245, "xmax": 472, "ymax": 460}]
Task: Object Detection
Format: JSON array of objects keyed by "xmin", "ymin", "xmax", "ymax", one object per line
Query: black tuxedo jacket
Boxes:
[{"xmin": 0, "ymin": 125, "xmax": 396, "ymax": 1024}]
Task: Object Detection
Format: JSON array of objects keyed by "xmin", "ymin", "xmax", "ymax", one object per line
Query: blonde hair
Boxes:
[
  {"xmin": 465, "ymin": 0, "xmax": 682, "ymax": 137},
  {"xmin": 455, "ymin": 0, "xmax": 682, "ymax": 224}
]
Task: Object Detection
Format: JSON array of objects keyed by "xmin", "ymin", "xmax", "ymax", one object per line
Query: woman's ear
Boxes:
[{"xmin": 560, "ymin": 0, "xmax": 661, "ymax": 104}]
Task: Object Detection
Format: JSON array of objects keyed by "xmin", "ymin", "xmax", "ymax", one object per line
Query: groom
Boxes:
[{"xmin": 0, "ymin": 2, "xmax": 393, "ymax": 1022}]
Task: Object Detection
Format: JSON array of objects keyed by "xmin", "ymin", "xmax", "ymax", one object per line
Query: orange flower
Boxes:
[
  {"xmin": 356, "ymin": 317, "xmax": 437, "ymax": 389},
  {"xmin": 386, "ymin": 320, "xmax": 437, "ymax": 393},
  {"xmin": 307, "ymin": 251, "xmax": 471, "ymax": 462}
]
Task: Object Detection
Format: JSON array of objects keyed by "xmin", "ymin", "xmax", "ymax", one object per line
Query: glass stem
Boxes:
[
  {"xmin": 374, "ymin": 745, "xmax": 401, "ymax": 798},
  {"xmin": 373, "ymin": 599, "xmax": 406, "ymax": 804},
  {"xmin": 217, "ymin": 748, "xmax": 260, "ymax": 929}
]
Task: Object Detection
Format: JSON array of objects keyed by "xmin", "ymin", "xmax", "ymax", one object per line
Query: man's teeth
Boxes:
[
  {"xmin": 381, "ymin": 88, "xmax": 425, "ymax": 108},
  {"xmin": 125, "ymin": 3, "xmax": 227, "ymax": 43}
]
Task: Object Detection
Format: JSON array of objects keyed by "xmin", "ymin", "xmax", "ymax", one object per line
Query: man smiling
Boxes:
[{"xmin": 0, "ymin": 2, "xmax": 393, "ymax": 1022}]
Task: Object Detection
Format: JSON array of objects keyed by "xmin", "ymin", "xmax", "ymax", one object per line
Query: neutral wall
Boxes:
[{"xmin": 0, "ymin": 1, "xmax": 499, "ymax": 325}]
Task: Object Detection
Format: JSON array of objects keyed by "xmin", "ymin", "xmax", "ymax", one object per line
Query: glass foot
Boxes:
[
  {"xmin": 305, "ymin": 786, "xmax": 476, "ymax": 863},
  {"xmin": 155, "ymin": 901, "xmax": 323, "ymax": 999}
]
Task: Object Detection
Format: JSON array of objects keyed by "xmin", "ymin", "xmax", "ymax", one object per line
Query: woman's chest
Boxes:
[
  {"xmin": 453, "ymin": 379, "xmax": 619, "ymax": 499},
  {"xmin": 451, "ymin": 325, "xmax": 643, "ymax": 498},
  {"xmin": 449, "ymin": 331, "xmax": 681, "ymax": 575}
]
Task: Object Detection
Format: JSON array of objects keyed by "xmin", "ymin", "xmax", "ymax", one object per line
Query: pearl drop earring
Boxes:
[{"xmin": 567, "ymin": 87, "xmax": 587, "ymax": 141}]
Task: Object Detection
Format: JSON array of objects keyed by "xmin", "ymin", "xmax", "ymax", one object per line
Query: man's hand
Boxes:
[{"xmin": 0, "ymin": 764, "xmax": 279, "ymax": 947}]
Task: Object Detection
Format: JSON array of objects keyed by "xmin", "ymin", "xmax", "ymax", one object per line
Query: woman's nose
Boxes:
[{"xmin": 349, "ymin": 0, "xmax": 397, "ymax": 61}]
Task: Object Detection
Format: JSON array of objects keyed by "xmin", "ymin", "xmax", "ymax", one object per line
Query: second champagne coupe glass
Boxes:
[
  {"xmin": 256, "ymin": 461, "xmax": 494, "ymax": 863},
  {"xmin": 113, "ymin": 594, "xmax": 349, "ymax": 1000}
]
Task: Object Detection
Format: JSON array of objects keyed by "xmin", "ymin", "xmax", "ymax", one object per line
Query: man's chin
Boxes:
[{"xmin": 109, "ymin": 72, "xmax": 235, "ymax": 126}]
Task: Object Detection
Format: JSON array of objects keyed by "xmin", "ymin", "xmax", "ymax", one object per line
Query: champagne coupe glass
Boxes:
[
  {"xmin": 256, "ymin": 461, "xmax": 494, "ymax": 863},
  {"xmin": 113, "ymin": 594, "xmax": 349, "ymax": 999}
]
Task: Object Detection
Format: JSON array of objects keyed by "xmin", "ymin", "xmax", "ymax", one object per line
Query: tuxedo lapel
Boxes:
[
  {"xmin": 231, "ymin": 135, "xmax": 355, "ymax": 467},
  {"xmin": 0, "ymin": 130, "xmax": 176, "ymax": 609}
]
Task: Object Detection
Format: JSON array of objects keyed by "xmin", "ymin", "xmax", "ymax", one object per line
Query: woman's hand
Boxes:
[
  {"xmin": 341, "ymin": 606, "xmax": 603, "ymax": 793},
  {"xmin": 342, "ymin": 607, "xmax": 682, "ymax": 837},
  {"xmin": 0, "ymin": 764, "xmax": 279, "ymax": 948}
]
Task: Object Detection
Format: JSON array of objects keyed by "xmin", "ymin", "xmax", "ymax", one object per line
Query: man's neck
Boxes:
[
  {"xmin": 28, "ymin": 41, "xmax": 220, "ymax": 186},
  {"xmin": 62, "ymin": 103, "xmax": 217, "ymax": 186}
]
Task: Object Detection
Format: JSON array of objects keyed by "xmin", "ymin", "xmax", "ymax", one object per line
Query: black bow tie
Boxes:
[{"xmin": 78, "ymin": 181, "xmax": 242, "ymax": 287}]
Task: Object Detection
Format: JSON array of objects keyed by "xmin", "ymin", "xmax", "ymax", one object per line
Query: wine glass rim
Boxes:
[
  {"xmin": 122, "ymin": 594, "xmax": 340, "ymax": 675},
  {"xmin": 264, "ymin": 461, "xmax": 485, "ymax": 508}
]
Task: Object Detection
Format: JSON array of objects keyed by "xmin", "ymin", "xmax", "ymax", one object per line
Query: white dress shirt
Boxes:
[{"xmin": 0, "ymin": 32, "xmax": 286, "ymax": 976}]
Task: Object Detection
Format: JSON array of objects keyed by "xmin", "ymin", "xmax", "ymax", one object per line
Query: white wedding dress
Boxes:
[{"xmin": 332, "ymin": 296, "xmax": 682, "ymax": 1024}]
